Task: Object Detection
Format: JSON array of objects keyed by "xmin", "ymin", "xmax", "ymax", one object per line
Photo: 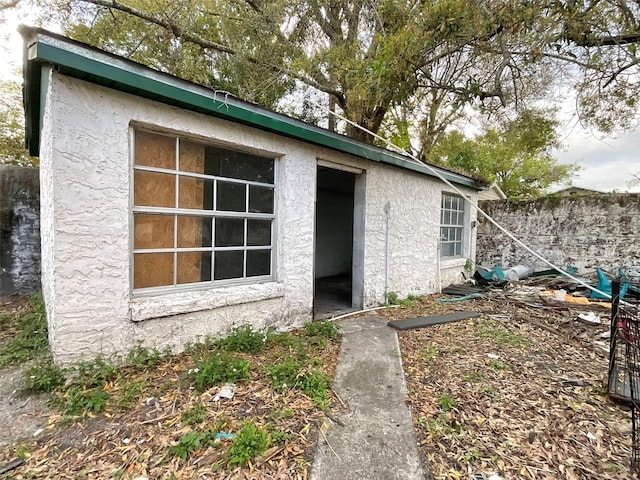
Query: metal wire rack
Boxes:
[{"xmin": 611, "ymin": 279, "xmax": 640, "ymax": 473}]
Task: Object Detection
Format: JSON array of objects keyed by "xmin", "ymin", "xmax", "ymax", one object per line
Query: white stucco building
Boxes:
[{"xmin": 21, "ymin": 28, "xmax": 482, "ymax": 364}]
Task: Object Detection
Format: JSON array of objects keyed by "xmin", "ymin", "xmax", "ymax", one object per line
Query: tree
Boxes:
[
  {"xmin": 8, "ymin": 0, "xmax": 640, "ymax": 148},
  {"xmin": 431, "ymin": 109, "xmax": 578, "ymax": 198},
  {"xmin": 0, "ymin": 80, "xmax": 38, "ymax": 166}
]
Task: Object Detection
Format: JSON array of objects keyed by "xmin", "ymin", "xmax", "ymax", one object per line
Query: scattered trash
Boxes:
[
  {"xmin": 504, "ymin": 264, "xmax": 532, "ymax": 281},
  {"xmin": 213, "ymin": 383, "xmax": 236, "ymax": 402},
  {"xmin": 215, "ymin": 432, "xmax": 235, "ymax": 440},
  {"xmin": 577, "ymin": 312, "xmax": 601, "ymax": 325},
  {"xmin": 123, "ymin": 438, "xmax": 130, "ymax": 444},
  {"xmin": 145, "ymin": 397, "xmax": 157, "ymax": 405},
  {"xmin": 586, "ymin": 431, "xmax": 597, "ymax": 442},
  {"xmin": 0, "ymin": 458, "xmax": 24, "ymax": 475},
  {"xmin": 600, "ymin": 330, "xmax": 611, "ymax": 339},
  {"xmin": 33, "ymin": 428, "xmax": 43, "ymax": 437},
  {"xmin": 488, "ymin": 475, "xmax": 503, "ymax": 480},
  {"xmin": 554, "ymin": 289, "xmax": 566, "ymax": 301},
  {"xmin": 487, "ymin": 353, "xmax": 500, "ymax": 360},
  {"xmin": 562, "ymin": 379, "xmax": 587, "ymax": 387}
]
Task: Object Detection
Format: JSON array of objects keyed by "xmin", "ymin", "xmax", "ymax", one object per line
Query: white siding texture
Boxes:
[{"xmin": 42, "ymin": 71, "xmax": 477, "ymax": 363}]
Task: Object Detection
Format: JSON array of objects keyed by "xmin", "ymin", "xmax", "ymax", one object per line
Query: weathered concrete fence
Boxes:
[
  {"xmin": 0, "ymin": 165, "xmax": 41, "ymax": 295},
  {"xmin": 476, "ymin": 194, "xmax": 640, "ymax": 273}
]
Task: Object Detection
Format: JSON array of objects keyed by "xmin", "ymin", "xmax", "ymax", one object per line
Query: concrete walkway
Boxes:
[{"xmin": 311, "ymin": 315, "xmax": 426, "ymax": 480}]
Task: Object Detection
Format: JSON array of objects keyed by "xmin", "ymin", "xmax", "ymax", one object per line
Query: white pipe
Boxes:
[
  {"xmin": 311, "ymin": 101, "xmax": 612, "ymax": 299},
  {"xmin": 384, "ymin": 202, "xmax": 391, "ymax": 297}
]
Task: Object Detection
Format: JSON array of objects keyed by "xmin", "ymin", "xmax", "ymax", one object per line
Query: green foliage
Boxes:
[
  {"xmin": 215, "ymin": 325, "xmax": 266, "ymax": 354},
  {"xmin": 23, "ymin": 356, "xmax": 65, "ymax": 393},
  {"xmin": 436, "ymin": 393, "xmax": 456, "ymax": 412},
  {"xmin": 461, "ymin": 370, "xmax": 485, "ymax": 383},
  {"xmin": 181, "ymin": 403, "xmax": 208, "ymax": 426},
  {"xmin": 0, "ymin": 80, "xmax": 38, "ymax": 166},
  {"xmin": 420, "ymin": 345, "xmax": 439, "ymax": 363},
  {"xmin": 431, "ymin": 108, "xmax": 578, "ymax": 198},
  {"xmin": 169, "ymin": 430, "xmax": 208, "ymax": 460},
  {"xmin": 297, "ymin": 368, "xmax": 331, "ymax": 409},
  {"xmin": 383, "ymin": 292, "xmax": 420, "ymax": 307},
  {"xmin": 265, "ymin": 357, "xmax": 301, "ymax": 393},
  {"xmin": 0, "ymin": 292, "xmax": 49, "ymax": 367},
  {"xmin": 303, "ymin": 320, "xmax": 340, "ymax": 340},
  {"xmin": 488, "ymin": 359, "xmax": 509, "ymax": 371},
  {"xmin": 57, "ymin": 385, "xmax": 110, "ymax": 416},
  {"xmin": 227, "ymin": 422, "xmax": 269, "ymax": 468},
  {"xmin": 265, "ymin": 329, "xmax": 303, "ymax": 348},
  {"xmin": 114, "ymin": 378, "xmax": 147, "ymax": 409},
  {"xmin": 191, "ymin": 352, "xmax": 250, "ymax": 392},
  {"xmin": 476, "ymin": 321, "xmax": 529, "ymax": 349},
  {"xmin": 125, "ymin": 343, "xmax": 169, "ymax": 368}
]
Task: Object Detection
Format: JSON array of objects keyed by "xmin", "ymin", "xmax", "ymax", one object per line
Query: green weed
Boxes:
[
  {"xmin": 476, "ymin": 320, "xmax": 529, "ymax": 348},
  {"xmin": 266, "ymin": 357, "xmax": 301, "ymax": 392},
  {"xmin": 298, "ymin": 368, "xmax": 331, "ymax": 409},
  {"xmin": 215, "ymin": 325, "xmax": 266, "ymax": 354},
  {"xmin": 303, "ymin": 320, "xmax": 340, "ymax": 339},
  {"xmin": 437, "ymin": 393, "xmax": 456, "ymax": 412},
  {"xmin": 191, "ymin": 352, "xmax": 250, "ymax": 392},
  {"xmin": 125, "ymin": 343, "xmax": 169, "ymax": 368},
  {"xmin": 0, "ymin": 292, "xmax": 49, "ymax": 367},
  {"xmin": 420, "ymin": 345, "xmax": 439, "ymax": 363},
  {"xmin": 57, "ymin": 385, "xmax": 110, "ymax": 416},
  {"xmin": 265, "ymin": 329, "xmax": 303, "ymax": 348},
  {"xmin": 268, "ymin": 407, "xmax": 294, "ymax": 421},
  {"xmin": 181, "ymin": 403, "xmax": 208, "ymax": 426},
  {"xmin": 114, "ymin": 378, "xmax": 147, "ymax": 409},
  {"xmin": 382, "ymin": 292, "xmax": 421, "ymax": 307},
  {"xmin": 23, "ymin": 355, "xmax": 65, "ymax": 393},
  {"xmin": 227, "ymin": 422, "xmax": 269, "ymax": 468},
  {"xmin": 169, "ymin": 431, "xmax": 208, "ymax": 460},
  {"xmin": 461, "ymin": 370, "xmax": 485, "ymax": 383},
  {"xmin": 489, "ymin": 359, "xmax": 509, "ymax": 370}
]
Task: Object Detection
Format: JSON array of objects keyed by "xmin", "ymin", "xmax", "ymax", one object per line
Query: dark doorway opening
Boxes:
[{"xmin": 314, "ymin": 166, "xmax": 357, "ymax": 318}]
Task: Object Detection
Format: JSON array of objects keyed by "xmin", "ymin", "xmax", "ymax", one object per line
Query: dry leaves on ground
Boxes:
[
  {"xmin": 385, "ymin": 291, "xmax": 633, "ymax": 480},
  {"xmin": 0, "ymin": 328, "xmax": 341, "ymax": 480}
]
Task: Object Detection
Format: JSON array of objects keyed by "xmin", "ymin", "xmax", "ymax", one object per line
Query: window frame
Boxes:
[
  {"xmin": 440, "ymin": 193, "xmax": 465, "ymax": 258},
  {"xmin": 129, "ymin": 127, "xmax": 277, "ymax": 295}
]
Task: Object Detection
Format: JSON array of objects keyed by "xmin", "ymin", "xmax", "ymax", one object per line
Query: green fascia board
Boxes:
[{"xmin": 22, "ymin": 28, "xmax": 479, "ymax": 190}]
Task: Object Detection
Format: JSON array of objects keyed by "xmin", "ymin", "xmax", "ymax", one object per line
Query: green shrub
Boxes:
[
  {"xmin": 58, "ymin": 385, "xmax": 110, "ymax": 416},
  {"xmin": 216, "ymin": 325, "xmax": 266, "ymax": 353},
  {"xmin": 437, "ymin": 393, "xmax": 456, "ymax": 412},
  {"xmin": 125, "ymin": 343, "xmax": 169, "ymax": 368},
  {"xmin": 227, "ymin": 422, "xmax": 269, "ymax": 468},
  {"xmin": 23, "ymin": 355, "xmax": 65, "ymax": 393},
  {"xmin": 265, "ymin": 329, "xmax": 303, "ymax": 348},
  {"xmin": 382, "ymin": 291, "xmax": 420, "ymax": 307},
  {"xmin": 191, "ymin": 352, "xmax": 250, "ymax": 392},
  {"xmin": 169, "ymin": 431, "xmax": 207, "ymax": 460}
]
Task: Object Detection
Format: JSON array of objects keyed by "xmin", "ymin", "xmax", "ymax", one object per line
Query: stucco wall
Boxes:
[
  {"xmin": 0, "ymin": 165, "xmax": 41, "ymax": 295},
  {"xmin": 476, "ymin": 194, "xmax": 640, "ymax": 272},
  {"xmin": 42, "ymin": 70, "xmax": 477, "ymax": 363}
]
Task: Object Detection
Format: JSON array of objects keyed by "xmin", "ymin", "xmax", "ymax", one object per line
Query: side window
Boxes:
[{"xmin": 440, "ymin": 193, "xmax": 464, "ymax": 257}]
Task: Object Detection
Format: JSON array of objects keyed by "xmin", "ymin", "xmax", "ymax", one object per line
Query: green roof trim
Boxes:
[{"xmin": 21, "ymin": 26, "xmax": 480, "ymax": 189}]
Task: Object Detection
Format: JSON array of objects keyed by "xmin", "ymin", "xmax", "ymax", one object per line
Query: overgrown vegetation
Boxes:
[
  {"xmin": 383, "ymin": 291, "xmax": 421, "ymax": 307},
  {"xmin": 0, "ymin": 292, "xmax": 49, "ymax": 367}
]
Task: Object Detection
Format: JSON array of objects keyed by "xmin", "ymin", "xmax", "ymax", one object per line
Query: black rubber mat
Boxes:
[{"xmin": 388, "ymin": 311, "xmax": 481, "ymax": 330}]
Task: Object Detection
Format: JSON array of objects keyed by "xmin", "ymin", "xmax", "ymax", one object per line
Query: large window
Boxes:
[
  {"xmin": 440, "ymin": 193, "xmax": 464, "ymax": 257},
  {"xmin": 132, "ymin": 130, "xmax": 275, "ymax": 291}
]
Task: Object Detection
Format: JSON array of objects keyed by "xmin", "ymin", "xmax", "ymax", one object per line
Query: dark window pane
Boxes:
[
  {"xmin": 205, "ymin": 146, "xmax": 274, "ymax": 183},
  {"xmin": 217, "ymin": 181, "xmax": 246, "ymax": 212},
  {"xmin": 214, "ymin": 250, "xmax": 244, "ymax": 280},
  {"xmin": 215, "ymin": 218, "xmax": 244, "ymax": 247},
  {"xmin": 247, "ymin": 250, "xmax": 271, "ymax": 277},
  {"xmin": 247, "ymin": 219, "xmax": 271, "ymax": 246},
  {"xmin": 249, "ymin": 185, "xmax": 274, "ymax": 213}
]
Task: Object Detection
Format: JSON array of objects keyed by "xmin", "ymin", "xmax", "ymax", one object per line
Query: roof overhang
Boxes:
[{"xmin": 21, "ymin": 26, "xmax": 481, "ymax": 190}]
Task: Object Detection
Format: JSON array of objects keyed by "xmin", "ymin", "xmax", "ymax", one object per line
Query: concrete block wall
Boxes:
[
  {"xmin": 0, "ymin": 165, "xmax": 41, "ymax": 295},
  {"xmin": 476, "ymin": 194, "xmax": 640, "ymax": 273}
]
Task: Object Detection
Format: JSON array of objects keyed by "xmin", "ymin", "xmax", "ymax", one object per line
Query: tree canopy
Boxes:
[
  {"xmin": 431, "ymin": 109, "xmax": 577, "ymax": 198},
  {"xmin": 21, "ymin": 0, "xmax": 638, "ymax": 150},
  {"xmin": 0, "ymin": 80, "xmax": 38, "ymax": 166}
]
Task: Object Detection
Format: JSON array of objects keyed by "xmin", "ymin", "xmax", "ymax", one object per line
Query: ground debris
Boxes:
[{"xmin": 386, "ymin": 293, "xmax": 632, "ymax": 480}]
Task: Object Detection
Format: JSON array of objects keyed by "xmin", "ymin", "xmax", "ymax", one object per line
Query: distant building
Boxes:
[
  {"xmin": 478, "ymin": 182, "xmax": 508, "ymax": 201},
  {"xmin": 554, "ymin": 186, "xmax": 604, "ymax": 196}
]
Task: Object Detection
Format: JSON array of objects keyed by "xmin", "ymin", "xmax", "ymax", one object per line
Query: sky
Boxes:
[{"xmin": 1, "ymin": 12, "xmax": 639, "ymax": 193}]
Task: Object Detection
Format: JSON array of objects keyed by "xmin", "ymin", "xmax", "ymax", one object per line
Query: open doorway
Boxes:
[{"xmin": 314, "ymin": 165, "xmax": 363, "ymax": 318}]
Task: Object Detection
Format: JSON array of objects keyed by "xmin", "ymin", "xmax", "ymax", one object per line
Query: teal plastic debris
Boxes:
[
  {"xmin": 591, "ymin": 268, "xmax": 629, "ymax": 300},
  {"xmin": 437, "ymin": 293, "xmax": 485, "ymax": 303}
]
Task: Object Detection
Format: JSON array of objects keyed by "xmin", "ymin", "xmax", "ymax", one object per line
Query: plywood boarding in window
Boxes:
[
  {"xmin": 135, "ymin": 131, "xmax": 175, "ymax": 170},
  {"xmin": 176, "ymin": 141, "xmax": 205, "ymax": 283},
  {"xmin": 134, "ymin": 252, "xmax": 174, "ymax": 288},
  {"xmin": 134, "ymin": 170, "xmax": 175, "ymax": 208},
  {"xmin": 177, "ymin": 251, "xmax": 206, "ymax": 284},
  {"xmin": 134, "ymin": 214, "xmax": 174, "ymax": 249}
]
